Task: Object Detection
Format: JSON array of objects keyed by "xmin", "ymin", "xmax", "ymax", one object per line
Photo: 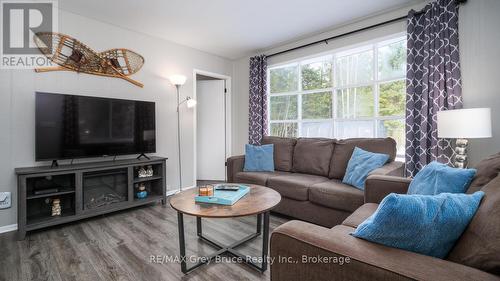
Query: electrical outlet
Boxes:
[{"xmin": 0, "ymin": 192, "xmax": 11, "ymax": 209}]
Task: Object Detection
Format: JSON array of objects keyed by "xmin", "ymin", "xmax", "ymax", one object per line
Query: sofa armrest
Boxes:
[
  {"xmin": 226, "ymin": 155, "xmax": 245, "ymax": 182},
  {"xmin": 270, "ymin": 221, "xmax": 500, "ymax": 281},
  {"xmin": 364, "ymin": 175, "xmax": 412, "ymax": 204},
  {"xmin": 369, "ymin": 161, "xmax": 405, "ymax": 177}
]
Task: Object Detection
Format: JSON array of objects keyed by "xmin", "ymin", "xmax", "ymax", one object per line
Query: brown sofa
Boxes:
[
  {"xmin": 226, "ymin": 136, "xmax": 404, "ymax": 227},
  {"xmin": 270, "ymin": 157, "xmax": 500, "ymax": 280}
]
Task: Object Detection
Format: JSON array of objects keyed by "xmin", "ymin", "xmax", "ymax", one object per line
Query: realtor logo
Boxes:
[{"xmin": 1, "ymin": 0, "xmax": 57, "ymax": 69}]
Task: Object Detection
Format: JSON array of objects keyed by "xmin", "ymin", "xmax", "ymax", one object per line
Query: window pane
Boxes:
[
  {"xmin": 270, "ymin": 65, "xmax": 298, "ymax": 93},
  {"xmin": 270, "ymin": 95, "xmax": 298, "ymax": 120},
  {"xmin": 335, "ymin": 120, "xmax": 374, "ymax": 138},
  {"xmin": 335, "ymin": 50, "xmax": 373, "ymax": 86},
  {"xmin": 270, "ymin": 123, "xmax": 298, "ymax": 138},
  {"xmin": 336, "ymin": 86, "xmax": 374, "ymax": 118},
  {"xmin": 379, "ymin": 80, "xmax": 405, "ymax": 117},
  {"xmin": 301, "ymin": 122, "xmax": 334, "ymax": 138},
  {"xmin": 301, "ymin": 60, "xmax": 332, "ymax": 90},
  {"xmin": 302, "ymin": 92, "xmax": 332, "ymax": 119},
  {"xmin": 378, "ymin": 40, "xmax": 406, "ymax": 79},
  {"xmin": 378, "ymin": 119, "xmax": 405, "ymax": 157}
]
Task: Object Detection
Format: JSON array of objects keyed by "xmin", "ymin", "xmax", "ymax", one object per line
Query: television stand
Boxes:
[
  {"xmin": 137, "ymin": 153, "xmax": 150, "ymax": 160},
  {"xmin": 51, "ymin": 160, "xmax": 59, "ymax": 168},
  {"xmin": 15, "ymin": 156, "xmax": 167, "ymax": 240}
]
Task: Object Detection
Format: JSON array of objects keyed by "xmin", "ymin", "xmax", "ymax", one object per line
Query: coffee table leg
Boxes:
[
  {"xmin": 225, "ymin": 212, "xmax": 269, "ymax": 273},
  {"xmin": 176, "ymin": 212, "xmax": 270, "ymax": 274},
  {"xmin": 261, "ymin": 211, "xmax": 270, "ymax": 272},
  {"xmin": 196, "ymin": 217, "xmax": 202, "ymax": 237},
  {"xmin": 256, "ymin": 213, "xmax": 262, "ymax": 234},
  {"xmin": 177, "ymin": 212, "xmax": 187, "ymax": 273}
]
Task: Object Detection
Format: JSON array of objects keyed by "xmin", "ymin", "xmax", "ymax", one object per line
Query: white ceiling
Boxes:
[{"xmin": 59, "ymin": 0, "xmax": 420, "ymax": 60}]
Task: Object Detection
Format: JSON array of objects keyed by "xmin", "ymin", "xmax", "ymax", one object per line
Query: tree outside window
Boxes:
[{"xmin": 268, "ymin": 36, "xmax": 407, "ymax": 158}]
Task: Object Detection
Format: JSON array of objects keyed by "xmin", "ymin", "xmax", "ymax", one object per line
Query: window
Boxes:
[{"xmin": 268, "ymin": 36, "xmax": 406, "ymax": 158}]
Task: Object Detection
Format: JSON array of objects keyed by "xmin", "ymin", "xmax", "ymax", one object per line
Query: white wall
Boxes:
[
  {"xmin": 460, "ymin": 0, "xmax": 500, "ymax": 165},
  {"xmin": 0, "ymin": 10, "xmax": 233, "ymax": 228},
  {"xmin": 232, "ymin": 0, "xmax": 500, "ymax": 166}
]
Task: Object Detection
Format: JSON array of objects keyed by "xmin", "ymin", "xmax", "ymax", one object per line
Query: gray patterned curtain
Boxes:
[
  {"xmin": 405, "ymin": 0, "xmax": 463, "ymax": 177},
  {"xmin": 249, "ymin": 55, "xmax": 268, "ymax": 145}
]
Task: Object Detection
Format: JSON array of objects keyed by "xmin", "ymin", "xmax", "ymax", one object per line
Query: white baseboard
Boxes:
[
  {"xmin": 0, "ymin": 223, "xmax": 17, "ymax": 234},
  {"xmin": 166, "ymin": 185, "xmax": 196, "ymax": 196},
  {"xmin": 166, "ymin": 189, "xmax": 178, "ymax": 196}
]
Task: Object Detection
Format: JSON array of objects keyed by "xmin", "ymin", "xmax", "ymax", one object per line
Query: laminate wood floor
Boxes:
[{"xmin": 0, "ymin": 197, "xmax": 289, "ymax": 281}]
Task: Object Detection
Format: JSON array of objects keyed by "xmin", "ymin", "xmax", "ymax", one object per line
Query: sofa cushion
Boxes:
[
  {"xmin": 262, "ymin": 136, "xmax": 296, "ymax": 172},
  {"xmin": 267, "ymin": 173, "xmax": 329, "ymax": 201},
  {"xmin": 292, "ymin": 138, "xmax": 335, "ymax": 177},
  {"xmin": 407, "ymin": 161, "xmax": 476, "ymax": 195},
  {"xmin": 273, "ymin": 198, "xmax": 351, "ymax": 228},
  {"xmin": 447, "ymin": 176, "xmax": 500, "ymax": 275},
  {"xmin": 342, "ymin": 147, "xmax": 390, "ymax": 190},
  {"xmin": 243, "ymin": 144, "xmax": 275, "ymax": 172},
  {"xmin": 468, "ymin": 152, "xmax": 500, "ymax": 193},
  {"xmin": 352, "ymin": 192, "xmax": 484, "ymax": 259},
  {"xmin": 309, "ymin": 180, "xmax": 365, "ymax": 212},
  {"xmin": 342, "ymin": 203, "xmax": 379, "ymax": 228},
  {"xmin": 329, "ymin": 138, "xmax": 397, "ymax": 179},
  {"xmin": 234, "ymin": 171, "xmax": 290, "ymax": 186}
]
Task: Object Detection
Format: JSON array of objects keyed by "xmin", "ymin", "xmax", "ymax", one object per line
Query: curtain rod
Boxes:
[{"xmin": 266, "ymin": 0, "xmax": 467, "ymax": 59}]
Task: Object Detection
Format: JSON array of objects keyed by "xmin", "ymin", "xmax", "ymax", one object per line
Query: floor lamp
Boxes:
[{"xmin": 170, "ymin": 75, "xmax": 196, "ymax": 192}]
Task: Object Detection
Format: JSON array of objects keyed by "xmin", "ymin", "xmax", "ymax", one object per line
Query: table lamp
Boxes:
[{"xmin": 437, "ymin": 108, "xmax": 492, "ymax": 168}]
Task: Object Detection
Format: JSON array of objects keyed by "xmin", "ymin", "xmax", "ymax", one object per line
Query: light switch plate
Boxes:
[{"xmin": 0, "ymin": 192, "xmax": 11, "ymax": 209}]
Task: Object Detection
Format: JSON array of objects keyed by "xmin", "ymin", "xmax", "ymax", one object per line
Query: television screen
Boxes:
[{"xmin": 35, "ymin": 92, "xmax": 156, "ymax": 160}]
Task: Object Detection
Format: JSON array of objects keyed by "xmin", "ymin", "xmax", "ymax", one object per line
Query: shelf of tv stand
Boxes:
[
  {"xmin": 27, "ymin": 189, "xmax": 75, "ymax": 200},
  {"xmin": 26, "ymin": 212, "xmax": 76, "ymax": 228},
  {"xmin": 134, "ymin": 194, "xmax": 164, "ymax": 203},
  {"xmin": 133, "ymin": 175, "xmax": 163, "ymax": 183},
  {"xmin": 15, "ymin": 156, "xmax": 167, "ymax": 175}
]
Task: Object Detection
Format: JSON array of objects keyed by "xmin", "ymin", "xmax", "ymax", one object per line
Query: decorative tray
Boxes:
[{"xmin": 195, "ymin": 184, "xmax": 250, "ymax": 205}]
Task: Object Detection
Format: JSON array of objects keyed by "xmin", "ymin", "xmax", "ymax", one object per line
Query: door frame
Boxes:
[{"xmin": 193, "ymin": 69, "xmax": 232, "ymax": 184}]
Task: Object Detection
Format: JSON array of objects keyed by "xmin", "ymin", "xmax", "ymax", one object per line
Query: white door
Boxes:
[{"xmin": 197, "ymin": 80, "xmax": 226, "ymax": 181}]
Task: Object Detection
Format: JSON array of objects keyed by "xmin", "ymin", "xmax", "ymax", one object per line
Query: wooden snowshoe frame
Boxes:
[{"xmin": 34, "ymin": 32, "xmax": 145, "ymax": 88}]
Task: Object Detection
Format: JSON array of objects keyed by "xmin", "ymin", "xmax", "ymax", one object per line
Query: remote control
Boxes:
[{"xmin": 215, "ymin": 185, "xmax": 240, "ymax": 191}]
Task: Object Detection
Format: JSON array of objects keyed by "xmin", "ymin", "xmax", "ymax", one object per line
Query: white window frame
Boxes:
[{"xmin": 267, "ymin": 34, "xmax": 406, "ymax": 158}]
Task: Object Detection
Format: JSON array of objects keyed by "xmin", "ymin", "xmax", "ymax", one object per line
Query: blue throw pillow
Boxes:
[
  {"xmin": 352, "ymin": 191, "xmax": 484, "ymax": 258},
  {"xmin": 342, "ymin": 147, "xmax": 390, "ymax": 190},
  {"xmin": 243, "ymin": 144, "xmax": 274, "ymax": 172},
  {"xmin": 407, "ymin": 161, "xmax": 476, "ymax": 195}
]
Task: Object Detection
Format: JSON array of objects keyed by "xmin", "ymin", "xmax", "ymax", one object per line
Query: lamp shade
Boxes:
[
  {"xmin": 169, "ymin": 74, "xmax": 187, "ymax": 86},
  {"xmin": 186, "ymin": 98, "xmax": 197, "ymax": 108},
  {"xmin": 437, "ymin": 108, "xmax": 492, "ymax": 138}
]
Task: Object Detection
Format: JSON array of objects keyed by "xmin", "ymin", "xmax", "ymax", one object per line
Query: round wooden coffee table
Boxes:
[{"xmin": 170, "ymin": 184, "xmax": 281, "ymax": 274}]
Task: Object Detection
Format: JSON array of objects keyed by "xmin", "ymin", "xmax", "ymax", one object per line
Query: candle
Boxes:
[
  {"xmin": 206, "ymin": 185, "xmax": 214, "ymax": 196},
  {"xmin": 198, "ymin": 185, "xmax": 214, "ymax": 196}
]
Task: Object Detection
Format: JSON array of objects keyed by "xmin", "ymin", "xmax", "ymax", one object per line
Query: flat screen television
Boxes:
[{"xmin": 35, "ymin": 92, "xmax": 156, "ymax": 161}]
